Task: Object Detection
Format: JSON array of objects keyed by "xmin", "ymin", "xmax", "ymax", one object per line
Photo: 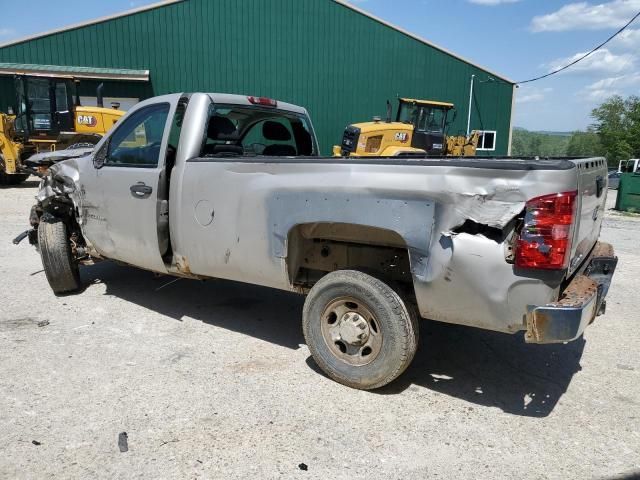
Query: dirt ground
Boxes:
[{"xmin": 0, "ymin": 180, "xmax": 639, "ymax": 480}]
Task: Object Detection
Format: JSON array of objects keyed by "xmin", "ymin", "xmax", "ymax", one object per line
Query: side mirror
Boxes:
[
  {"xmin": 449, "ymin": 109, "xmax": 458, "ymax": 124},
  {"xmin": 93, "ymin": 142, "xmax": 108, "ymax": 169}
]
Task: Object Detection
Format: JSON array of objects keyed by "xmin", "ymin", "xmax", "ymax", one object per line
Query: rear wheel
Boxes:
[
  {"xmin": 303, "ymin": 270, "xmax": 419, "ymax": 390},
  {"xmin": 38, "ymin": 221, "xmax": 81, "ymax": 295}
]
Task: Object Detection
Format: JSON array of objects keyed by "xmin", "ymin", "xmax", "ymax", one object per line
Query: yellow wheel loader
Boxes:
[
  {"xmin": 0, "ymin": 75, "xmax": 124, "ymax": 185},
  {"xmin": 333, "ymin": 98, "xmax": 479, "ymax": 158}
]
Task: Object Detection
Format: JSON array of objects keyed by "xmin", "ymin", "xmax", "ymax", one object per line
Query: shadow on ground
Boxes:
[
  {"xmin": 83, "ymin": 261, "xmax": 306, "ymax": 349},
  {"xmin": 372, "ymin": 320, "xmax": 584, "ymax": 417},
  {"xmin": 0, "ymin": 180, "xmax": 40, "ymax": 190},
  {"xmin": 82, "ymin": 261, "xmax": 584, "ymax": 418}
]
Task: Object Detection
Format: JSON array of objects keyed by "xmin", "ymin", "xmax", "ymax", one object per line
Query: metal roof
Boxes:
[
  {"xmin": 0, "ymin": 0, "xmax": 512, "ymax": 84},
  {"xmin": 0, "ymin": 63, "xmax": 149, "ymax": 81},
  {"xmin": 0, "ymin": 0, "xmax": 186, "ymax": 49},
  {"xmin": 333, "ymin": 1, "xmax": 513, "ymax": 84}
]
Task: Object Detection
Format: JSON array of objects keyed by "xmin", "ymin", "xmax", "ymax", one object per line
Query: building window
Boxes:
[{"xmin": 476, "ymin": 130, "xmax": 497, "ymax": 151}]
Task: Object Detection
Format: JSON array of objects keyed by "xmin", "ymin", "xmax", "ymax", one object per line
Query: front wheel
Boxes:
[
  {"xmin": 39, "ymin": 221, "xmax": 82, "ymax": 295},
  {"xmin": 303, "ymin": 270, "xmax": 419, "ymax": 390}
]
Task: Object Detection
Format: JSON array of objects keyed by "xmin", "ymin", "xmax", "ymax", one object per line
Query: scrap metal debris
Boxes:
[
  {"xmin": 158, "ymin": 439, "xmax": 180, "ymax": 447},
  {"xmin": 298, "ymin": 463, "xmax": 308, "ymax": 471},
  {"xmin": 31, "ymin": 440, "xmax": 41, "ymax": 446},
  {"xmin": 155, "ymin": 277, "xmax": 183, "ymax": 291},
  {"xmin": 37, "ymin": 320, "xmax": 49, "ymax": 328},
  {"xmin": 118, "ymin": 432, "xmax": 128, "ymax": 452}
]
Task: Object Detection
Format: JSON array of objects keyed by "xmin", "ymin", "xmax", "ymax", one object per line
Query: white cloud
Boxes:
[
  {"xmin": 0, "ymin": 28, "xmax": 15, "ymax": 37},
  {"xmin": 581, "ymin": 72, "xmax": 640, "ymax": 99},
  {"xmin": 516, "ymin": 87, "xmax": 553, "ymax": 104},
  {"xmin": 468, "ymin": 0, "xmax": 520, "ymax": 5},
  {"xmin": 531, "ymin": 0, "xmax": 640, "ymax": 32},
  {"xmin": 610, "ymin": 27, "xmax": 640, "ymax": 49},
  {"xmin": 546, "ymin": 48, "xmax": 635, "ymax": 74}
]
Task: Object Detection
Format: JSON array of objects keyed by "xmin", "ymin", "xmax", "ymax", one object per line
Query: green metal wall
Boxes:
[{"xmin": 0, "ymin": 0, "xmax": 514, "ymax": 154}]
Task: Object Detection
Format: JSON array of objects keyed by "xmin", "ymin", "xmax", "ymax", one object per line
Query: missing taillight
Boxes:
[{"xmin": 515, "ymin": 191, "xmax": 577, "ymax": 270}]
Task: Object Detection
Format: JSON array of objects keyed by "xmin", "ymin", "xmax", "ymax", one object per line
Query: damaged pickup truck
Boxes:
[{"xmin": 27, "ymin": 92, "xmax": 618, "ymax": 390}]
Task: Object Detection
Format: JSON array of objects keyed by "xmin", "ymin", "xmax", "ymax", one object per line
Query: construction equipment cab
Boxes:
[
  {"xmin": 0, "ymin": 75, "xmax": 124, "ymax": 185},
  {"xmin": 335, "ymin": 98, "xmax": 478, "ymax": 158}
]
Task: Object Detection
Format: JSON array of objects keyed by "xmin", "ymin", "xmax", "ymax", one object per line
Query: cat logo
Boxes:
[
  {"xmin": 394, "ymin": 132, "xmax": 409, "ymax": 143},
  {"xmin": 77, "ymin": 115, "xmax": 98, "ymax": 127}
]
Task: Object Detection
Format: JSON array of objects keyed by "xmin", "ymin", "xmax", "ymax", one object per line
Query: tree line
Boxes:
[{"xmin": 511, "ymin": 95, "xmax": 640, "ymax": 167}]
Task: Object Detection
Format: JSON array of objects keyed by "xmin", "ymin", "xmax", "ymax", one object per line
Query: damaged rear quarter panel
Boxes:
[{"xmin": 172, "ymin": 159, "xmax": 577, "ymax": 334}]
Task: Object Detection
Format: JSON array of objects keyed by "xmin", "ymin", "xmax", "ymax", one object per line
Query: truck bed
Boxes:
[{"xmin": 170, "ymin": 154, "xmax": 608, "ymax": 335}]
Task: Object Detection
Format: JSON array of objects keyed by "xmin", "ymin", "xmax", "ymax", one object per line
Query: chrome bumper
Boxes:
[{"xmin": 525, "ymin": 242, "xmax": 618, "ymax": 344}]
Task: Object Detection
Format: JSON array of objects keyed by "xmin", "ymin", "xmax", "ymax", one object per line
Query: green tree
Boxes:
[
  {"xmin": 510, "ymin": 128, "xmax": 571, "ymax": 157},
  {"xmin": 591, "ymin": 95, "xmax": 640, "ymax": 166},
  {"xmin": 566, "ymin": 130, "xmax": 603, "ymax": 157}
]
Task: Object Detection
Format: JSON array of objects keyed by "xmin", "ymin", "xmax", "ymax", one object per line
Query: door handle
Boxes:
[{"xmin": 130, "ymin": 182, "xmax": 153, "ymax": 198}]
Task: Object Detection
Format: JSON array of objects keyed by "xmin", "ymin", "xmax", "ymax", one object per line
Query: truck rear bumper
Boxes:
[{"xmin": 525, "ymin": 242, "xmax": 618, "ymax": 344}]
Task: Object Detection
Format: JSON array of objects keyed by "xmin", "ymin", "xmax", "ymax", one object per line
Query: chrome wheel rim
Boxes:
[{"xmin": 320, "ymin": 296, "xmax": 383, "ymax": 366}]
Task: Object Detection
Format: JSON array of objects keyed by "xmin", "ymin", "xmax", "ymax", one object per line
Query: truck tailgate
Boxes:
[{"xmin": 569, "ymin": 158, "xmax": 608, "ymax": 275}]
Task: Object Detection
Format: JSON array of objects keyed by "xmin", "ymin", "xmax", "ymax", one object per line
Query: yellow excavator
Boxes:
[
  {"xmin": 333, "ymin": 98, "xmax": 479, "ymax": 158},
  {"xmin": 0, "ymin": 75, "xmax": 124, "ymax": 185}
]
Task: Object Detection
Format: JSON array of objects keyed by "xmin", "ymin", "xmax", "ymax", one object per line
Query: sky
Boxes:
[{"xmin": 2, "ymin": 0, "xmax": 640, "ymax": 132}]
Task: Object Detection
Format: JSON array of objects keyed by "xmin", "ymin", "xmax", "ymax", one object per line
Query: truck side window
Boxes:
[{"xmin": 106, "ymin": 103, "xmax": 170, "ymax": 168}]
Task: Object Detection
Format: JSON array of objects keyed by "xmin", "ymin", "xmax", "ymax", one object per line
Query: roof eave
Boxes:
[{"xmin": 0, "ymin": 63, "xmax": 149, "ymax": 82}]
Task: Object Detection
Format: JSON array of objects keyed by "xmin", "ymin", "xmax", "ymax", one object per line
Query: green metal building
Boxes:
[{"xmin": 0, "ymin": 0, "xmax": 515, "ymax": 154}]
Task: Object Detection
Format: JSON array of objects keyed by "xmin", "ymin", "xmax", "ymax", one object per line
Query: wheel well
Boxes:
[{"xmin": 287, "ymin": 223, "xmax": 414, "ymax": 293}]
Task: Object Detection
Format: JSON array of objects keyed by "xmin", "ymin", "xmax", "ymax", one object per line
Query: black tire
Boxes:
[
  {"xmin": 0, "ymin": 170, "xmax": 29, "ymax": 186},
  {"xmin": 38, "ymin": 221, "xmax": 82, "ymax": 295},
  {"xmin": 0, "ymin": 155, "xmax": 29, "ymax": 186},
  {"xmin": 303, "ymin": 270, "xmax": 419, "ymax": 390}
]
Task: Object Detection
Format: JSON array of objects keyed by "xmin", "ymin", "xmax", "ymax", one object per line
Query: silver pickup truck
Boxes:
[{"xmin": 29, "ymin": 92, "xmax": 618, "ymax": 390}]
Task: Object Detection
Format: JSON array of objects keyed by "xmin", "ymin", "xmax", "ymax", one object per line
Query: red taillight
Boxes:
[
  {"xmin": 515, "ymin": 191, "xmax": 577, "ymax": 270},
  {"xmin": 247, "ymin": 96, "xmax": 277, "ymax": 107}
]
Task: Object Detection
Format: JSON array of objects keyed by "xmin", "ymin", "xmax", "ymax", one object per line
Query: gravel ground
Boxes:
[{"xmin": 1, "ymin": 181, "xmax": 639, "ymax": 480}]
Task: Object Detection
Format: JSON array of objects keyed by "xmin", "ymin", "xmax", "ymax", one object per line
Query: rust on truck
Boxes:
[
  {"xmin": 551, "ymin": 275, "xmax": 599, "ymax": 309},
  {"xmin": 525, "ymin": 275, "xmax": 598, "ymax": 343},
  {"xmin": 525, "ymin": 241, "xmax": 617, "ymax": 344}
]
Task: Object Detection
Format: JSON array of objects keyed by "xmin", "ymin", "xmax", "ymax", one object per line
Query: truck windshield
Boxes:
[{"xmin": 201, "ymin": 104, "xmax": 315, "ymax": 157}]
